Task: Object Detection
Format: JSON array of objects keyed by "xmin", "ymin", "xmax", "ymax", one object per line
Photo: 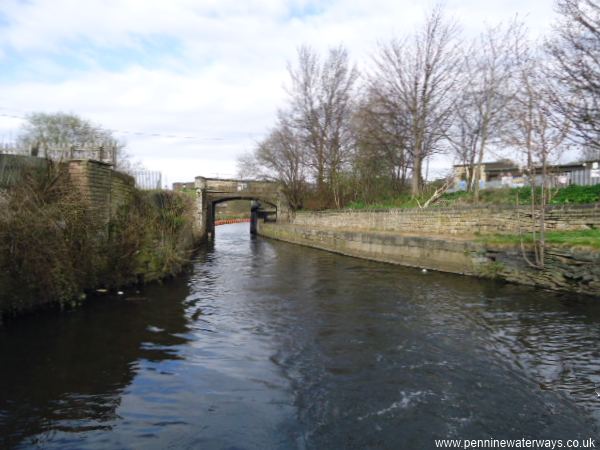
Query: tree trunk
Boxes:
[
  {"xmin": 538, "ymin": 153, "xmax": 547, "ymax": 268},
  {"xmin": 473, "ymin": 136, "xmax": 487, "ymax": 203},
  {"xmin": 411, "ymin": 154, "xmax": 423, "ymax": 196}
]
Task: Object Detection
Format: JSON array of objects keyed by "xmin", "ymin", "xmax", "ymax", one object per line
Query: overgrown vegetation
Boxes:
[
  {"xmin": 0, "ymin": 163, "xmax": 195, "ymax": 319},
  {"xmin": 107, "ymin": 189, "xmax": 195, "ymax": 286},
  {"xmin": 0, "ymin": 163, "xmax": 103, "ymax": 314}
]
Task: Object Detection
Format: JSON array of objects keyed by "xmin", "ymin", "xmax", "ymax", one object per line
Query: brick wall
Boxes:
[
  {"xmin": 289, "ymin": 204, "xmax": 600, "ymax": 236},
  {"xmin": 68, "ymin": 159, "xmax": 135, "ymax": 223}
]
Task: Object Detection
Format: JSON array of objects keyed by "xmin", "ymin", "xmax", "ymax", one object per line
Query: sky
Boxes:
[{"xmin": 0, "ymin": 0, "xmax": 558, "ymax": 187}]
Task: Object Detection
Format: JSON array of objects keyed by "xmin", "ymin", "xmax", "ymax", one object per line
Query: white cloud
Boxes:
[{"xmin": 0, "ymin": 0, "xmax": 558, "ymax": 184}]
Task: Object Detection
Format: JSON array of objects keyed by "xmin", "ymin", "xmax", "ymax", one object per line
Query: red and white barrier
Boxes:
[{"xmin": 214, "ymin": 218, "xmax": 251, "ymax": 226}]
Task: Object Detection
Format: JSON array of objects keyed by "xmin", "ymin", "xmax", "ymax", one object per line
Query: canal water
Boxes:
[{"xmin": 1, "ymin": 223, "xmax": 599, "ymax": 449}]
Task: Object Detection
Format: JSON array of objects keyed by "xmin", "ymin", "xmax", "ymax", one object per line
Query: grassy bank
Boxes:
[
  {"xmin": 478, "ymin": 229, "xmax": 600, "ymax": 249},
  {"xmin": 345, "ymin": 184, "xmax": 600, "ymax": 210},
  {"xmin": 0, "ymin": 163, "xmax": 196, "ymax": 319}
]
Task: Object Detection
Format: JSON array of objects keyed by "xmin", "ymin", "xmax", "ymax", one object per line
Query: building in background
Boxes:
[{"xmin": 452, "ymin": 159, "xmax": 600, "ymax": 191}]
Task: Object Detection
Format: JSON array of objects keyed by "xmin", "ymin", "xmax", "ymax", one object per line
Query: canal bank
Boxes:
[
  {"xmin": 0, "ymin": 159, "xmax": 198, "ymax": 320},
  {"xmin": 258, "ymin": 206, "xmax": 600, "ymax": 297}
]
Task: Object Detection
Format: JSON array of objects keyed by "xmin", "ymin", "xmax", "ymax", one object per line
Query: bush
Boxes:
[
  {"xmin": 0, "ymin": 163, "xmax": 104, "ymax": 315},
  {"xmin": 0, "ymin": 164, "xmax": 196, "ymax": 319},
  {"xmin": 107, "ymin": 190, "xmax": 195, "ymax": 285}
]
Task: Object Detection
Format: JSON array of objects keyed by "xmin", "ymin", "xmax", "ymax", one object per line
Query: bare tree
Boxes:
[
  {"xmin": 287, "ymin": 45, "xmax": 358, "ymax": 207},
  {"xmin": 546, "ymin": 0, "xmax": 600, "ymax": 156},
  {"xmin": 350, "ymin": 91, "xmax": 410, "ymax": 202},
  {"xmin": 238, "ymin": 115, "xmax": 307, "ymax": 210},
  {"xmin": 368, "ymin": 6, "xmax": 461, "ymax": 196},
  {"xmin": 449, "ymin": 20, "xmax": 526, "ymax": 199},
  {"xmin": 505, "ymin": 51, "xmax": 569, "ymax": 269}
]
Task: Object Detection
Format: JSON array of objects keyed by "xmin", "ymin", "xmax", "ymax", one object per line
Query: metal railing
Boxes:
[
  {"xmin": 0, "ymin": 143, "xmax": 118, "ymax": 165},
  {"xmin": 132, "ymin": 171, "xmax": 163, "ymax": 190}
]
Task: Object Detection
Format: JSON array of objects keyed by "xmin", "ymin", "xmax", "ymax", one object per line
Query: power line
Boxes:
[{"xmin": 0, "ymin": 108, "xmax": 263, "ymax": 142}]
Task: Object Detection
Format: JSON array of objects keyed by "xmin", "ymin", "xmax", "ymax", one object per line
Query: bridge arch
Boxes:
[
  {"xmin": 208, "ymin": 196, "xmax": 277, "ymax": 235},
  {"xmin": 193, "ymin": 176, "xmax": 287, "ymax": 239}
]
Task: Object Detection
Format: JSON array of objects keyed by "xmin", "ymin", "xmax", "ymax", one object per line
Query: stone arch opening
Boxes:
[{"xmin": 208, "ymin": 196, "xmax": 277, "ymax": 237}]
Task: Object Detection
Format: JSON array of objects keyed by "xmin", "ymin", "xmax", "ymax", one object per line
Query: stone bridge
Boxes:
[{"xmin": 194, "ymin": 176, "xmax": 287, "ymax": 239}]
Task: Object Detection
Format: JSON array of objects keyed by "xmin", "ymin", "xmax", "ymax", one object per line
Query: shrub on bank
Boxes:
[
  {"xmin": 107, "ymin": 190, "xmax": 195, "ymax": 285},
  {"xmin": 0, "ymin": 163, "xmax": 195, "ymax": 319}
]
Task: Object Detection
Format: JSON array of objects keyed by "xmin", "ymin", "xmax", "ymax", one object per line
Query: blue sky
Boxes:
[{"xmin": 0, "ymin": 0, "xmax": 557, "ymax": 185}]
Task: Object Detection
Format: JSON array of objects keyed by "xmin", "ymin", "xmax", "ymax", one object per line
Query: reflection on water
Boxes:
[{"xmin": 1, "ymin": 222, "xmax": 599, "ymax": 449}]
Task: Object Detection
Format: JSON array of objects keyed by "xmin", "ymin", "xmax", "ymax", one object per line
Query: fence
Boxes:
[
  {"xmin": 0, "ymin": 143, "xmax": 118, "ymax": 165},
  {"xmin": 451, "ymin": 165, "xmax": 600, "ymax": 193},
  {"xmin": 132, "ymin": 171, "xmax": 162, "ymax": 190},
  {"xmin": 570, "ymin": 163, "xmax": 600, "ymax": 186}
]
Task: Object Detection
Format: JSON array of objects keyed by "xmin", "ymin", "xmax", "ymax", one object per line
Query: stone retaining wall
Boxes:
[
  {"xmin": 258, "ymin": 222, "xmax": 600, "ymax": 297},
  {"xmin": 289, "ymin": 204, "xmax": 600, "ymax": 236},
  {"xmin": 67, "ymin": 159, "xmax": 135, "ymax": 223},
  {"xmin": 259, "ymin": 223, "xmax": 485, "ymax": 274},
  {"xmin": 486, "ymin": 246, "xmax": 600, "ymax": 296}
]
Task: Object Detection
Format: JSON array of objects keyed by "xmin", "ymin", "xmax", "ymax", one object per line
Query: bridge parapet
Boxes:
[{"xmin": 198, "ymin": 177, "xmax": 276, "ymax": 195}]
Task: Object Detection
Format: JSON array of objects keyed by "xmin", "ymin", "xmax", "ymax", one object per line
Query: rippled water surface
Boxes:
[{"xmin": 1, "ymin": 223, "xmax": 600, "ymax": 449}]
